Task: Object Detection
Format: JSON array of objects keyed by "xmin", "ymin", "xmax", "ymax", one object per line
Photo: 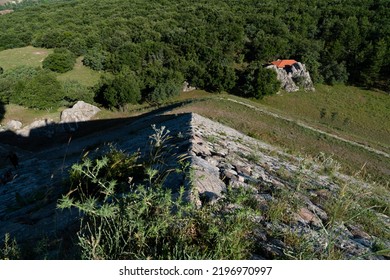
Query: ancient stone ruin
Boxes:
[{"xmin": 0, "ymin": 112, "xmax": 387, "ymax": 259}]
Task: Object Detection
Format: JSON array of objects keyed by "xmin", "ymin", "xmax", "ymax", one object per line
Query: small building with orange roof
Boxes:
[{"xmin": 271, "ymin": 59, "xmax": 298, "ymax": 69}]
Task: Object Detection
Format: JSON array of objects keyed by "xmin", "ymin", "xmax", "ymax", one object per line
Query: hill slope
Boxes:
[{"xmin": 0, "ymin": 110, "xmax": 388, "ymax": 259}]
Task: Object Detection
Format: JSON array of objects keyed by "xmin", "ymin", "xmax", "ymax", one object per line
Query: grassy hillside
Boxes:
[
  {"xmin": 259, "ymin": 85, "xmax": 390, "ymax": 154},
  {"xmin": 169, "ymin": 91, "xmax": 390, "ymax": 182}
]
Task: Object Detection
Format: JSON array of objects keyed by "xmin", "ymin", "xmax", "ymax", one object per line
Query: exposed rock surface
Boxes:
[
  {"xmin": 16, "ymin": 119, "xmax": 56, "ymax": 137},
  {"xmin": 267, "ymin": 62, "xmax": 315, "ymax": 92},
  {"xmin": 0, "ymin": 112, "xmax": 388, "ymax": 259},
  {"xmin": 6, "ymin": 120, "xmax": 22, "ymax": 131},
  {"xmin": 182, "ymin": 81, "xmax": 196, "ymax": 92},
  {"xmin": 60, "ymin": 101, "xmax": 101, "ymax": 125}
]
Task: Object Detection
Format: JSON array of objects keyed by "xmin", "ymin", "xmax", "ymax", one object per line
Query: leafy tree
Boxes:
[
  {"xmin": 95, "ymin": 68, "xmax": 141, "ymax": 110},
  {"xmin": 360, "ymin": 39, "xmax": 387, "ymax": 88},
  {"xmin": 0, "ymin": 66, "xmax": 41, "ymax": 104},
  {"xmin": 202, "ymin": 59, "xmax": 237, "ymax": 93},
  {"xmin": 10, "ymin": 71, "xmax": 65, "ymax": 110},
  {"xmin": 42, "ymin": 49, "xmax": 76, "ymax": 73},
  {"xmin": 62, "ymin": 80, "xmax": 95, "ymax": 106},
  {"xmin": 0, "ymin": 99, "xmax": 4, "ymax": 123},
  {"xmin": 83, "ymin": 48, "xmax": 107, "ymax": 71},
  {"xmin": 1, "ymin": 65, "xmax": 40, "ymax": 80},
  {"xmin": 238, "ymin": 62, "xmax": 280, "ymax": 99},
  {"xmin": 146, "ymin": 80, "xmax": 181, "ymax": 105},
  {"xmin": 322, "ymin": 61, "xmax": 349, "ymax": 85}
]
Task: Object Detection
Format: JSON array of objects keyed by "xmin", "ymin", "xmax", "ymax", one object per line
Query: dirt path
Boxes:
[{"xmin": 221, "ymin": 97, "xmax": 390, "ymax": 159}]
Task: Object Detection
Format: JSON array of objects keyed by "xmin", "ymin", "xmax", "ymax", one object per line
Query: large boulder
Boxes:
[
  {"xmin": 267, "ymin": 65, "xmax": 299, "ymax": 92},
  {"xmin": 266, "ymin": 61, "xmax": 315, "ymax": 92},
  {"xmin": 6, "ymin": 120, "xmax": 23, "ymax": 131},
  {"xmin": 290, "ymin": 62, "xmax": 315, "ymax": 92},
  {"xmin": 182, "ymin": 81, "xmax": 196, "ymax": 92},
  {"xmin": 60, "ymin": 101, "xmax": 101, "ymax": 124}
]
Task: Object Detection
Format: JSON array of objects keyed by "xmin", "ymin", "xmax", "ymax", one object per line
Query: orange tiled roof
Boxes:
[{"xmin": 271, "ymin": 59, "xmax": 298, "ymax": 68}]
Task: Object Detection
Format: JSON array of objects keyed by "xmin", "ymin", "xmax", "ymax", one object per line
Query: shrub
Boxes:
[
  {"xmin": 237, "ymin": 62, "xmax": 280, "ymax": 98},
  {"xmin": 0, "ymin": 233, "xmax": 20, "ymax": 260},
  {"xmin": 9, "ymin": 70, "xmax": 65, "ymax": 110},
  {"xmin": 83, "ymin": 49, "xmax": 107, "ymax": 71},
  {"xmin": 0, "ymin": 66, "xmax": 41, "ymax": 104},
  {"xmin": 42, "ymin": 48, "xmax": 76, "ymax": 73},
  {"xmin": 94, "ymin": 68, "xmax": 141, "ymax": 110},
  {"xmin": 146, "ymin": 80, "xmax": 181, "ymax": 105},
  {"xmin": 61, "ymin": 80, "xmax": 94, "ymax": 106}
]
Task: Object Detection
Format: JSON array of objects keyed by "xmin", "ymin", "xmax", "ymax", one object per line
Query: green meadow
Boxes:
[{"xmin": 0, "ymin": 46, "xmax": 100, "ymax": 87}]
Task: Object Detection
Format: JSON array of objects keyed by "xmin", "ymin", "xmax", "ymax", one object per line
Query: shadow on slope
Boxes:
[
  {"xmin": 0, "ymin": 100, "xmax": 4, "ymax": 123},
  {"xmin": 0, "ymin": 101, "xmax": 193, "ymax": 259}
]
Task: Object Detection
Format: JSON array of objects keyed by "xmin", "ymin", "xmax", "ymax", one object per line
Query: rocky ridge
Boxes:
[
  {"xmin": 267, "ymin": 62, "xmax": 315, "ymax": 92},
  {"xmin": 0, "ymin": 112, "xmax": 388, "ymax": 259}
]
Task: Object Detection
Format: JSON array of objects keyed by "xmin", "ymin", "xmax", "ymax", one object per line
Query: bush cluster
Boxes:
[
  {"xmin": 0, "ymin": 66, "xmax": 94, "ymax": 110},
  {"xmin": 42, "ymin": 48, "xmax": 76, "ymax": 73}
]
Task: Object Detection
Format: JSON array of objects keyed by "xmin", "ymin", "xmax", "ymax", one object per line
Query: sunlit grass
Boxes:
[
  {"xmin": 57, "ymin": 57, "xmax": 101, "ymax": 87},
  {"xmin": 0, "ymin": 47, "xmax": 101, "ymax": 87},
  {"xmin": 0, "ymin": 46, "xmax": 52, "ymax": 70},
  {"xmin": 258, "ymin": 85, "xmax": 390, "ymax": 153},
  {"xmin": 2, "ymin": 103, "xmax": 62, "ymax": 124},
  {"xmin": 169, "ymin": 96, "xmax": 390, "ymax": 181}
]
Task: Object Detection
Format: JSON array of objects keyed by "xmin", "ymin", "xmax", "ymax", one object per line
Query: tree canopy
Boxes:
[{"xmin": 0, "ymin": 0, "xmax": 388, "ymax": 107}]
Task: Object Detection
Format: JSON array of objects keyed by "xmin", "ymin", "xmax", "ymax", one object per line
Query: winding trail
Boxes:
[{"xmin": 219, "ymin": 97, "xmax": 390, "ymax": 159}]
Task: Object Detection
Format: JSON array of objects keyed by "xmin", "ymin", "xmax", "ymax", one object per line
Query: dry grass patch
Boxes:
[{"xmin": 1, "ymin": 104, "xmax": 62, "ymax": 125}]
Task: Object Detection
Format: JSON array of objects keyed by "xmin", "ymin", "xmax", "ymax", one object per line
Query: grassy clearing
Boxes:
[
  {"xmin": 57, "ymin": 57, "xmax": 101, "ymax": 87},
  {"xmin": 174, "ymin": 89, "xmax": 212, "ymax": 101},
  {"xmin": 259, "ymin": 85, "xmax": 390, "ymax": 153},
  {"xmin": 0, "ymin": 46, "xmax": 52, "ymax": 70},
  {"xmin": 0, "ymin": 47, "xmax": 101, "ymax": 87},
  {"xmin": 2, "ymin": 104, "xmax": 62, "ymax": 124}
]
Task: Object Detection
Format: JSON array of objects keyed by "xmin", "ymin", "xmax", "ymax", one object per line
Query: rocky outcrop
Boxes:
[
  {"xmin": 6, "ymin": 120, "xmax": 22, "ymax": 131},
  {"xmin": 16, "ymin": 119, "xmax": 56, "ymax": 137},
  {"xmin": 60, "ymin": 101, "xmax": 101, "ymax": 124},
  {"xmin": 182, "ymin": 81, "xmax": 196, "ymax": 92},
  {"xmin": 267, "ymin": 62, "xmax": 315, "ymax": 92}
]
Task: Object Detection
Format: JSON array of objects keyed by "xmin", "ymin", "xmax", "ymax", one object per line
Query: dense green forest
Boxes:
[{"xmin": 0, "ymin": 0, "xmax": 389, "ymax": 109}]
